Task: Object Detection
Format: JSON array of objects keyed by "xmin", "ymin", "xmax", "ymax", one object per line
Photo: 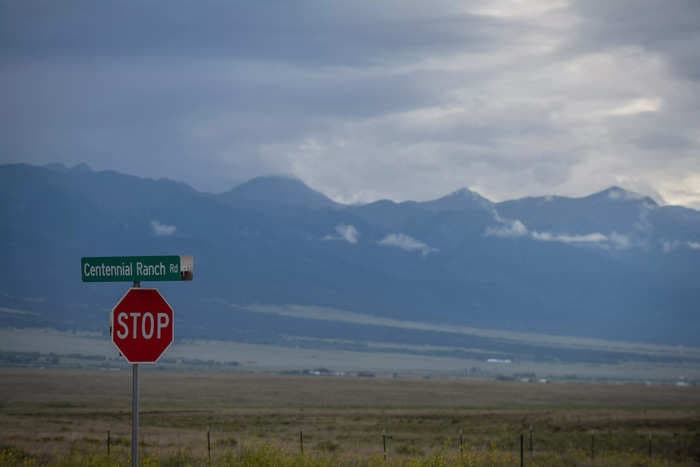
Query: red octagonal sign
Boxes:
[{"xmin": 111, "ymin": 288, "xmax": 174, "ymax": 363}]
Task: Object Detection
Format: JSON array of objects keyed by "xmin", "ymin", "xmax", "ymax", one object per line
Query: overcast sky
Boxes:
[{"xmin": 2, "ymin": 0, "xmax": 699, "ymax": 207}]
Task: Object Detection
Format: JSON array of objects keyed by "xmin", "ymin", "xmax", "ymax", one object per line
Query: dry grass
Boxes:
[{"xmin": 1, "ymin": 368, "xmax": 699, "ymax": 466}]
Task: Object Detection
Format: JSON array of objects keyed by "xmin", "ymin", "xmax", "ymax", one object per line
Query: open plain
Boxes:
[{"xmin": 1, "ymin": 368, "xmax": 699, "ymax": 465}]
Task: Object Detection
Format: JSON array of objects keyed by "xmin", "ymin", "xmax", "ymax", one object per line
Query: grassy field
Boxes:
[{"xmin": 1, "ymin": 368, "xmax": 699, "ymax": 466}]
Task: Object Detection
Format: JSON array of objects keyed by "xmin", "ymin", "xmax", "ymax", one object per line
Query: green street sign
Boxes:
[{"xmin": 81, "ymin": 256, "xmax": 193, "ymax": 282}]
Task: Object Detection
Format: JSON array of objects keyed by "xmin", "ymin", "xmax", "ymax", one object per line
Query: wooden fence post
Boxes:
[
  {"xmin": 383, "ymin": 433, "xmax": 392, "ymax": 462},
  {"xmin": 207, "ymin": 428, "xmax": 211, "ymax": 466},
  {"xmin": 383, "ymin": 434, "xmax": 387, "ymax": 462}
]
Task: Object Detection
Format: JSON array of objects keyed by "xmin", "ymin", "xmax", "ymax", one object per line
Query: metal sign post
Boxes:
[
  {"xmin": 131, "ymin": 280, "xmax": 140, "ymax": 467},
  {"xmin": 132, "ymin": 362, "xmax": 139, "ymax": 467}
]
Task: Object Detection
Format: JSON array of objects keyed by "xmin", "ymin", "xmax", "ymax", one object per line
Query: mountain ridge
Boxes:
[
  {"xmin": 29, "ymin": 162, "xmax": 691, "ymax": 213},
  {"xmin": 2, "ymin": 163, "xmax": 699, "ymax": 346}
]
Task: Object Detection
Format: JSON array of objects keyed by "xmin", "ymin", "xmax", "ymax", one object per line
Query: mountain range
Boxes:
[{"xmin": 1, "ymin": 163, "xmax": 699, "ymax": 347}]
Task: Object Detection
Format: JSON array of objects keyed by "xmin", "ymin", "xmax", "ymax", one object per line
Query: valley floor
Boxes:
[
  {"xmin": 1, "ymin": 369, "xmax": 699, "ymax": 466},
  {"xmin": 2, "ymin": 327, "xmax": 700, "ymax": 383}
]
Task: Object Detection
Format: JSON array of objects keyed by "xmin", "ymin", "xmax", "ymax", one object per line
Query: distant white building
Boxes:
[{"xmin": 487, "ymin": 358, "xmax": 512, "ymax": 364}]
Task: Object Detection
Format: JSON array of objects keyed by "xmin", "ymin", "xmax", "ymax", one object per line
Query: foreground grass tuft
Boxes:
[{"xmin": 1, "ymin": 444, "xmax": 695, "ymax": 467}]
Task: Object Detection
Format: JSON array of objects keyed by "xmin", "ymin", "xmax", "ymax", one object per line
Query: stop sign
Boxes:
[{"xmin": 111, "ymin": 288, "xmax": 174, "ymax": 363}]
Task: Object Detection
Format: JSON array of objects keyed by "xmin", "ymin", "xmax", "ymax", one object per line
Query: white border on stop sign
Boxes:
[{"xmin": 110, "ymin": 287, "xmax": 175, "ymax": 364}]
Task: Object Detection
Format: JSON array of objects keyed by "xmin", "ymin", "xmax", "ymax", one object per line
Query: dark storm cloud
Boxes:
[
  {"xmin": 0, "ymin": 1, "xmax": 514, "ymax": 65},
  {"xmin": 567, "ymin": 0, "xmax": 700, "ymax": 80}
]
